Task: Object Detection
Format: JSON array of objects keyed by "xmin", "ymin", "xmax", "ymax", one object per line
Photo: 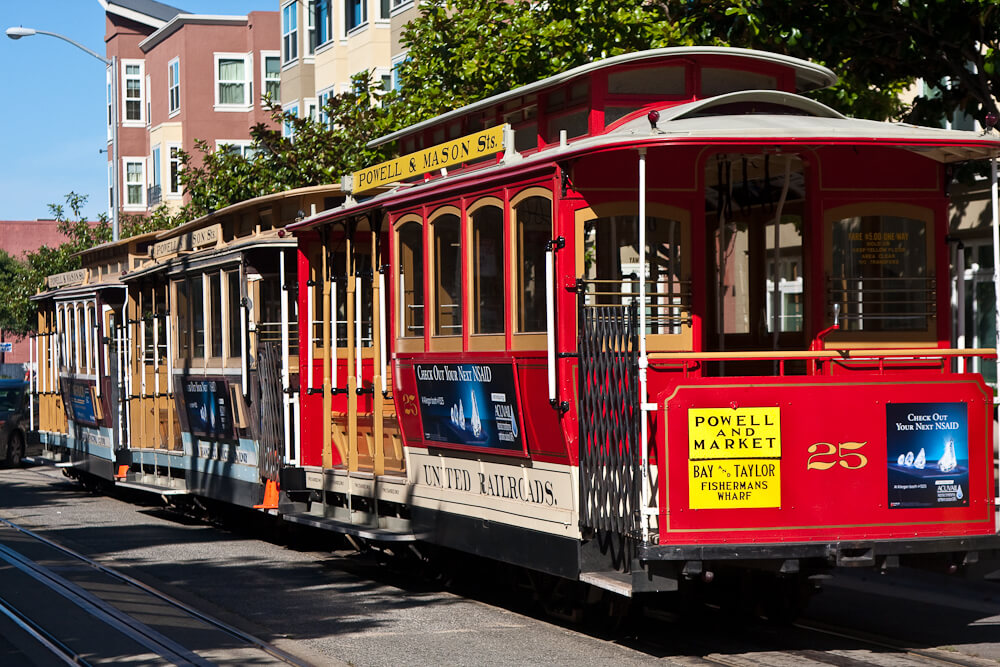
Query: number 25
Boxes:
[{"xmin": 807, "ymin": 441, "xmax": 868, "ymax": 470}]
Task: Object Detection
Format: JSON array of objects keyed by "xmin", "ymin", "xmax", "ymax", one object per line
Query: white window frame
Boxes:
[
  {"xmin": 145, "ymin": 73, "xmax": 152, "ymax": 126},
  {"xmin": 214, "ymin": 53, "xmax": 252, "ymax": 111},
  {"xmin": 283, "ymin": 102, "xmax": 299, "ymax": 138},
  {"xmin": 215, "ymin": 140, "xmax": 257, "ymax": 159},
  {"xmin": 307, "ymin": 0, "xmax": 317, "ymax": 56},
  {"xmin": 344, "ymin": 0, "xmax": 368, "ymax": 35},
  {"xmin": 261, "ymin": 51, "xmax": 281, "ymax": 104},
  {"xmin": 282, "ymin": 1, "xmax": 299, "ymax": 64},
  {"xmin": 122, "ymin": 59, "xmax": 145, "ymax": 126},
  {"xmin": 122, "ymin": 157, "xmax": 146, "ymax": 211},
  {"xmin": 106, "ymin": 67, "xmax": 113, "ymax": 140},
  {"xmin": 168, "ymin": 57, "xmax": 180, "ymax": 116},
  {"xmin": 317, "ymin": 85, "xmax": 335, "ymax": 126},
  {"xmin": 305, "ymin": 97, "xmax": 318, "ymax": 121},
  {"xmin": 167, "ymin": 143, "xmax": 182, "ymax": 198},
  {"xmin": 390, "ymin": 52, "xmax": 407, "ymax": 92},
  {"xmin": 390, "ymin": 0, "xmax": 414, "ymax": 17}
]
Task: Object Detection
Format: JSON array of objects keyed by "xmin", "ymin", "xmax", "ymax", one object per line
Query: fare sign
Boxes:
[
  {"xmin": 688, "ymin": 407, "xmax": 782, "ymax": 509},
  {"xmin": 351, "ymin": 125, "xmax": 506, "ymax": 194}
]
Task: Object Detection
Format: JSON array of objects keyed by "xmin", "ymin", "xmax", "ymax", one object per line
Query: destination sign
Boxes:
[
  {"xmin": 47, "ymin": 269, "xmax": 87, "ymax": 289},
  {"xmin": 687, "ymin": 406, "xmax": 782, "ymax": 510},
  {"xmin": 351, "ymin": 125, "xmax": 506, "ymax": 194},
  {"xmin": 153, "ymin": 223, "xmax": 222, "ymax": 258}
]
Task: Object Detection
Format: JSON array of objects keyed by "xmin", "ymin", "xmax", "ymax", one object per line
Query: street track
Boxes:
[{"xmin": 0, "ymin": 516, "xmax": 310, "ymax": 666}]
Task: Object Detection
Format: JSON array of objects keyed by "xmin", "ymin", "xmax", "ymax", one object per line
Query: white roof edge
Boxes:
[
  {"xmin": 139, "ymin": 14, "xmax": 248, "ymax": 51},
  {"xmin": 369, "ymin": 47, "xmax": 838, "ymax": 149},
  {"xmin": 98, "ymin": 0, "xmax": 168, "ymax": 29},
  {"xmin": 661, "ymin": 90, "xmax": 849, "ymax": 122}
]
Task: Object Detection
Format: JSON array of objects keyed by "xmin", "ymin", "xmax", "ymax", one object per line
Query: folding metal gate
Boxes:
[
  {"xmin": 577, "ymin": 301, "xmax": 641, "ymax": 540},
  {"xmin": 257, "ymin": 342, "xmax": 284, "ymax": 488}
]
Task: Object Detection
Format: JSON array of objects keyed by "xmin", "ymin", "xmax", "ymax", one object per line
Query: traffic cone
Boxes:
[{"xmin": 254, "ymin": 479, "xmax": 279, "ymax": 509}]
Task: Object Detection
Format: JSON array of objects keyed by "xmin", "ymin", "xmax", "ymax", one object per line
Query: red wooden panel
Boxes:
[{"xmin": 659, "ymin": 374, "xmax": 995, "ymax": 544}]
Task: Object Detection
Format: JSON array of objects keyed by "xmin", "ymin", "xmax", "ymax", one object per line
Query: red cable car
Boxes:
[{"xmin": 284, "ymin": 47, "xmax": 1000, "ymax": 599}]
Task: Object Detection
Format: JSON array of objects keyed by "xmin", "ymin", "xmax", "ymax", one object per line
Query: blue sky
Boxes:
[{"xmin": 1, "ymin": 1, "xmax": 277, "ymax": 222}]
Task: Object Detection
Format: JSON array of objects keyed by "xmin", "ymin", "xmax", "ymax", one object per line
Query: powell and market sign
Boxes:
[{"xmin": 350, "ymin": 125, "xmax": 507, "ymax": 194}]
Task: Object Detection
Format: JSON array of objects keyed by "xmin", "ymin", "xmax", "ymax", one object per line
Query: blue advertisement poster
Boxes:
[
  {"xmin": 886, "ymin": 402, "xmax": 969, "ymax": 509},
  {"xmin": 182, "ymin": 378, "xmax": 234, "ymax": 440},
  {"xmin": 414, "ymin": 363, "xmax": 523, "ymax": 453},
  {"xmin": 67, "ymin": 380, "xmax": 98, "ymax": 426}
]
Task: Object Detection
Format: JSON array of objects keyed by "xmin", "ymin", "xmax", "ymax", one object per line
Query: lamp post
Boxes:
[{"xmin": 6, "ymin": 26, "xmax": 120, "ymax": 243}]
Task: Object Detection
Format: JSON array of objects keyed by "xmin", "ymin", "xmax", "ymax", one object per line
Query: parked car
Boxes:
[{"xmin": 0, "ymin": 379, "xmax": 30, "ymax": 467}]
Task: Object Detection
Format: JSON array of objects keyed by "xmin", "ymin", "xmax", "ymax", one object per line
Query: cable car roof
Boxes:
[{"xmin": 370, "ymin": 47, "xmax": 839, "ymax": 149}]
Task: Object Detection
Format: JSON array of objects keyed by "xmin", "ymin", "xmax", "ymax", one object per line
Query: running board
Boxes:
[
  {"xmin": 115, "ymin": 480, "xmax": 190, "ymax": 496},
  {"xmin": 282, "ymin": 512, "xmax": 417, "ymax": 542}
]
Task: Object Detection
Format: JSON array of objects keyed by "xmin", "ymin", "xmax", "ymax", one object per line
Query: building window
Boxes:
[
  {"xmin": 123, "ymin": 158, "xmax": 145, "ymax": 209},
  {"xmin": 305, "ymin": 97, "xmax": 318, "ymax": 120},
  {"xmin": 380, "ymin": 0, "xmax": 390, "ymax": 20},
  {"xmin": 345, "ymin": 0, "xmax": 366, "ymax": 32},
  {"xmin": 149, "ymin": 145, "xmax": 161, "ymax": 206},
  {"xmin": 471, "ymin": 204, "xmax": 504, "ymax": 335},
  {"xmin": 145, "ymin": 74, "xmax": 151, "ymax": 124},
  {"xmin": 168, "ymin": 58, "xmax": 180, "ymax": 114},
  {"xmin": 215, "ymin": 54, "xmax": 251, "ymax": 108},
  {"xmin": 168, "ymin": 145, "xmax": 182, "ymax": 196},
  {"xmin": 307, "ymin": 0, "xmax": 317, "ymax": 54},
  {"xmin": 432, "ymin": 213, "xmax": 461, "ymax": 336},
  {"xmin": 314, "ymin": 0, "xmax": 332, "ymax": 46},
  {"xmin": 106, "ymin": 68, "xmax": 112, "ymax": 138},
  {"xmin": 283, "ymin": 103, "xmax": 299, "ymax": 138},
  {"xmin": 282, "ymin": 2, "xmax": 298, "ymax": 63},
  {"xmin": 122, "ymin": 60, "xmax": 144, "ymax": 124},
  {"xmin": 216, "ymin": 140, "xmax": 257, "ymax": 159},
  {"xmin": 514, "ymin": 195, "xmax": 551, "ymax": 332},
  {"xmin": 317, "ymin": 87, "xmax": 335, "ymax": 125},
  {"xmin": 390, "ymin": 53, "xmax": 407, "ymax": 92},
  {"xmin": 397, "ymin": 221, "xmax": 424, "ymax": 338},
  {"xmin": 262, "ymin": 53, "xmax": 281, "ymax": 102}
]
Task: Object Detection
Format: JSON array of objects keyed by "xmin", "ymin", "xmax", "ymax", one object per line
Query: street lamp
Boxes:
[{"xmin": 6, "ymin": 26, "xmax": 120, "ymax": 243}]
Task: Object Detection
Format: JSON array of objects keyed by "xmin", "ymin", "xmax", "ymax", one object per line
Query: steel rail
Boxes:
[
  {"xmin": 0, "ymin": 516, "xmax": 310, "ymax": 666},
  {"xmin": 0, "ymin": 593, "xmax": 82, "ymax": 666}
]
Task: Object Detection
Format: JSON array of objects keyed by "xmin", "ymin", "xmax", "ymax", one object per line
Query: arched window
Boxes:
[
  {"xmin": 397, "ymin": 220, "xmax": 424, "ymax": 339},
  {"xmin": 471, "ymin": 204, "xmax": 504, "ymax": 335},
  {"xmin": 513, "ymin": 196, "xmax": 551, "ymax": 333},
  {"xmin": 432, "ymin": 213, "xmax": 462, "ymax": 336}
]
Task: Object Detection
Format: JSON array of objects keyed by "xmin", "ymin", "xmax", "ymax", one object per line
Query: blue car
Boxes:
[{"xmin": 0, "ymin": 379, "xmax": 30, "ymax": 467}]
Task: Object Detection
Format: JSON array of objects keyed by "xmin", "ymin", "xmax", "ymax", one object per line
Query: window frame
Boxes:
[
  {"xmin": 122, "ymin": 157, "xmax": 146, "ymax": 211},
  {"xmin": 167, "ymin": 144, "xmax": 182, "ymax": 198},
  {"xmin": 121, "ymin": 59, "xmax": 145, "ymax": 126},
  {"xmin": 261, "ymin": 51, "xmax": 281, "ymax": 104},
  {"xmin": 822, "ymin": 201, "xmax": 937, "ymax": 346},
  {"xmin": 167, "ymin": 57, "xmax": 180, "ymax": 116},
  {"xmin": 394, "ymin": 214, "xmax": 425, "ymax": 352},
  {"xmin": 214, "ymin": 52, "xmax": 252, "ymax": 111},
  {"xmin": 282, "ymin": 1, "xmax": 299, "ymax": 64},
  {"xmin": 428, "ymin": 205, "xmax": 463, "ymax": 350},
  {"xmin": 466, "ymin": 197, "xmax": 506, "ymax": 349},
  {"xmin": 509, "ymin": 188, "xmax": 553, "ymax": 348},
  {"xmin": 345, "ymin": 0, "xmax": 368, "ymax": 34}
]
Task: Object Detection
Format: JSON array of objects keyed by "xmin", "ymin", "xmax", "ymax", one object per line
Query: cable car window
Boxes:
[
  {"xmin": 398, "ymin": 221, "xmax": 424, "ymax": 339},
  {"xmin": 192, "ymin": 275, "xmax": 205, "ymax": 359},
  {"xmin": 472, "ymin": 205, "xmax": 504, "ymax": 335},
  {"xmin": 174, "ymin": 279, "xmax": 190, "ymax": 361},
  {"xmin": 154, "ymin": 287, "xmax": 167, "ymax": 366},
  {"xmin": 701, "ymin": 68, "xmax": 777, "ymax": 97},
  {"xmin": 609, "ymin": 65, "xmax": 685, "ymax": 96},
  {"xmin": 227, "ymin": 270, "xmax": 241, "ymax": 359},
  {"xmin": 141, "ymin": 287, "xmax": 154, "ymax": 366},
  {"xmin": 86, "ymin": 303, "xmax": 97, "ymax": 373},
  {"xmin": 583, "ymin": 215, "xmax": 687, "ymax": 335},
  {"xmin": 260, "ymin": 271, "xmax": 284, "ymax": 352},
  {"xmin": 209, "ymin": 272, "xmax": 223, "ymax": 358},
  {"xmin": 831, "ymin": 215, "xmax": 929, "ymax": 332},
  {"xmin": 515, "ymin": 196, "xmax": 551, "ymax": 333},
  {"xmin": 76, "ymin": 305, "xmax": 85, "ymax": 372},
  {"xmin": 433, "ymin": 214, "xmax": 462, "ymax": 336}
]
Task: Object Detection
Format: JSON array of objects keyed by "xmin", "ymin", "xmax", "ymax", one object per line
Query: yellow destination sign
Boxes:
[
  {"xmin": 352, "ymin": 125, "xmax": 506, "ymax": 193},
  {"xmin": 689, "ymin": 459, "xmax": 781, "ymax": 509},
  {"xmin": 688, "ymin": 407, "xmax": 781, "ymax": 459},
  {"xmin": 687, "ymin": 406, "xmax": 782, "ymax": 510}
]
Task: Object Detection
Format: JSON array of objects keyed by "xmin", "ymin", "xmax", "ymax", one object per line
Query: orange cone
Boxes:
[
  {"xmin": 254, "ymin": 479, "xmax": 279, "ymax": 509},
  {"xmin": 114, "ymin": 465, "xmax": 129, "ymax": 480}
]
